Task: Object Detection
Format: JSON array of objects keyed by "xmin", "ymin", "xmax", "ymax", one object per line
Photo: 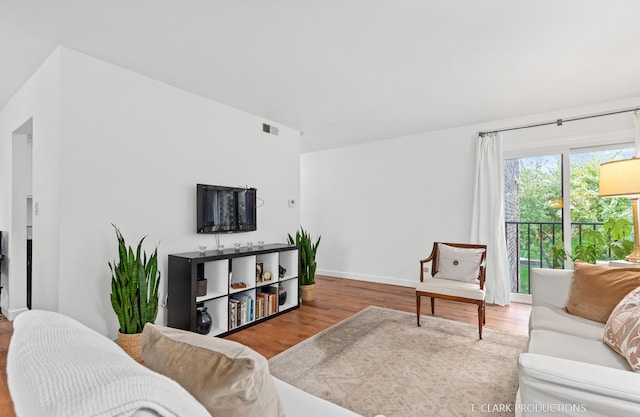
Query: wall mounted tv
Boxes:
[{"xmin": 197, "ymin": 184, "xmax": 257, "ymax": 233}]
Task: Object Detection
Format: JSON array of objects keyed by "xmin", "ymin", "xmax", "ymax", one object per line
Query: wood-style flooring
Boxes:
[{"xmin": 0, "ymin": 275, "xmax": 531, "ymax": 417}]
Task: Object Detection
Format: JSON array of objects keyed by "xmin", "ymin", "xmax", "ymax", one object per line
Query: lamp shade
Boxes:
[{"xmin": 599, "ymin": 157, "xmax": 640, "ymax": 197}]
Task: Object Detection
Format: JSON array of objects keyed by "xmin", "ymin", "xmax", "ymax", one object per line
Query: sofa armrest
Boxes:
[
  {"xmin": 530, "ymin": 268, "xmax": 572, "ymax": 308},
  {"xmin": 518, "ymin": 353, "xmax": 640, "ymax": 417}
]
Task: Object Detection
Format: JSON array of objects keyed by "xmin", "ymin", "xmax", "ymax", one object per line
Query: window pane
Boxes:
[
  {"xmin": 569, "ymin": 148, "xmax": 634, "ymax": 262},
  {"xmin": 505, "ymin": 155, "xmax": 563, "ymax": 294}
]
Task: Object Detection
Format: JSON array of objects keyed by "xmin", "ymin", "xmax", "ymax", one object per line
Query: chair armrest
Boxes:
[
  {"xmin": 518, "ymin": 353, "xmax": 640, "ymax": 417},
  {"xmin": 530, "ymin": 268, "xmax": 573, "ymax": 308},
  {"xmin": 419, "ymin": 244, "xmax": 437, "ymax": 282}
]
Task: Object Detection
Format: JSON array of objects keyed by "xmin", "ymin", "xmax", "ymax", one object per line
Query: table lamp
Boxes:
[{"xmin": 599, "ymin": 157, "xmax": 640, "ymax": 262}]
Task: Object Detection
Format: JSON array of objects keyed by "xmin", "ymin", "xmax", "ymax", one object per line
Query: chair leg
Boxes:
[
  {"xmin": 483, "ymin": 301, "xmax": 486, "ymax": 325},
  {"xmin": 416, "ymin": 295, "xmax": 421, "ymax": 326},
  {"xmin": 430, "ymin": 297, "xmax": 435, "ymax": 314},
  {"xmin": 478, "ymin": 303, "xmax": 485, "ymax": 340}
]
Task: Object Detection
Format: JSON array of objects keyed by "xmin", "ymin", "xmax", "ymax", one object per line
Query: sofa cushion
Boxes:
[
  {"xmin": 416, "ymin": 278, "xmax": 485, "ymax": 300},
  {"xmin": 564, "ymin": 261, "xmax": 640, "ymax": 323},
  {"xmin": 530, "ymin": 268, "xmax": 573, "ymax": 309},
  {"xmin": 527, "ymin": 329, "xmax": 630, "ymax": 370},
  {"xmin": 142, "ymin": 323, "xmax": 285, "ymax": 417},
  {"xmin": 529, "ymin": 305, "xmax": 605, "ymax": 340},
  {"xmin": 604, "ymin": 286, "xmax": 640, "ymax": 371},
  {"xmin": 518, "ymin": 352, "xmax": 640, "ymax": 417}
]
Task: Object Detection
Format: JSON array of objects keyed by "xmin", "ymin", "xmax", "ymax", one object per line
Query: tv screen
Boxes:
[{"xmin": 197, "ymin": 184, "xmax": 257, "ymax": 233}]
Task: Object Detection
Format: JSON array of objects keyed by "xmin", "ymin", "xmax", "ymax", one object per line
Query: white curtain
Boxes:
[{"xmin": 470, "ymin": 132, "xmax": 511, "ymax": 305}]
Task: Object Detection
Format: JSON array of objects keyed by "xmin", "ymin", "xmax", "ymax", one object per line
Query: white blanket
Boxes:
[{"xmin": 7, "ymin": 310, "xmax": 212, "ymax": 417}]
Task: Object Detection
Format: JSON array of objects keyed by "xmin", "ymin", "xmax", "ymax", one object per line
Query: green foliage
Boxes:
[
  {"xmin": 518, "ymin": 156, "xmax": 562, "ymax": 223},
  {"xmin": 109, "ymin": 224, "xmax": 160, "ymax": 334},
  {"xmin": 550, "ymin": 219, "xmax": 634, "ymax": 264},
  {"xmin": 570, "ymin": 153, "xmax": 632, "ymax": 223},
  {"xmin": 549, "ymin": 242, "xmax": 569, "ymax": 269},
  {"xmin": 516, "ymin": 150, "xmax": 634, "ymax": 266},
  {"xmin": 287, "ymin": 227, "xmax": 321, "ymax": 286}
]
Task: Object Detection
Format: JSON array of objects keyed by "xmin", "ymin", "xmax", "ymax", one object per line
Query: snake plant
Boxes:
[
  {"xmin": 287, "ymin": 227, "xmax": 321, "ymax": 286},
  {"xmin": 109, "ymin": 225, "xmax": 160, "ymax": 334}
]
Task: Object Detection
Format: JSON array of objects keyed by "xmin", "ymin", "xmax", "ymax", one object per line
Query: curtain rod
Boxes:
[{"xmin": 478, "ymin": 106, "xmax": 640, "ymax": 137}]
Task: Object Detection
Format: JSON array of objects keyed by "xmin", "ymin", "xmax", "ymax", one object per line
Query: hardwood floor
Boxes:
[
  {"xmin": 0, "ymin": 275, "xmax": 531, "ymax": 416},
  {"xmin": 226, "ymin": 275, "xmax": 531, "ymax": 358},
  {"xmin": 0, "ymin": 316, "xmax": 13, "ymax": 417}
]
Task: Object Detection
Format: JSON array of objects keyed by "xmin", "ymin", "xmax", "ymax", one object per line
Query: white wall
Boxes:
[
  {"xmin": 0, "ymin": 49, "xmax": 62, "ymax": 318},
  {"xmin": 1, "ymin": 47, "xmax": 301, "ymax": 337},
  {"xmin": 301, "ymin": 96, "xmax": 640, "ymax": 288},
  {"xmin": 301, "ymin": 126, "xmax": 477, "ymax": 287}
]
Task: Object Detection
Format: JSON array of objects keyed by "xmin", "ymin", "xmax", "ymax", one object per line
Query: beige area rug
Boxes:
[{"xmin": 269, "ymin": 306, "xmax": 527, "ymax": 417}]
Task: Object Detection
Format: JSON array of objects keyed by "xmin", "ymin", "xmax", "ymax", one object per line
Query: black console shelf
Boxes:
[{"xmin": 167, "ymin": 243, "xmax": 300, "ymax": 336}]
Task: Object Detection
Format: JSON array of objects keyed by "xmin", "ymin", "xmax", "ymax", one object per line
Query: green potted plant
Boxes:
[
  {"xmin": 109, "ymin": 224, "xmax": 160, "ymax": 361},
  {"xmin": 287, "ymin": 227, "xmax": 321, "ymax": 302},
  {"xmin": 550, "ymin": 218, "xmax": 634, "ymax": 266}
]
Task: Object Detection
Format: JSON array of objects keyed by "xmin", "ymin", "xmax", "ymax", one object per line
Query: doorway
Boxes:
[{"xmin": 8, "ymin": 118, "xmax": 33, "ymax": 315}]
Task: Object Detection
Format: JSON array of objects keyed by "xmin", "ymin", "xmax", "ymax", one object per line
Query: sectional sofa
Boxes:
[
  {"xmin": 518, "ymin": 266, "xmax": 640, "ymax": 417},
  {"xmin": 7, "ymin": 310, "xmax": 363, "ymax": 417}
]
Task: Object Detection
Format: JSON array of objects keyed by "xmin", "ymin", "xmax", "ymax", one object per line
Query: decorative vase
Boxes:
[
  {"xmin": 278, "ymin": 285, "xmax": 287, "ymax": 306},
  {"xmin": 196, "ymin": 306, "xmax": 212, "ymax": 334},
  {"xmin": 117, "ymin": 331, "xmax": 143, "ymax": 362},
  {"xmin": 301, "ymin": 283, "xmax": 316, "ymax": 303}
]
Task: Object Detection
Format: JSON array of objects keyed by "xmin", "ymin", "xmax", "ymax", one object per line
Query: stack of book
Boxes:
[
  {"xmin": 256, "ymin": 288, "xmax": 278, "ymax": 319},
  {"xmin": 229, "ymin": 294, "xmax": 254, "ymax": 330}
]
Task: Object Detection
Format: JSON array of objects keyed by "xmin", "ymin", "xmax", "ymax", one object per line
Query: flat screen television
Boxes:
[{"xmin": 197, "ymin": 184, "xmax": 257, "ymax": 233}]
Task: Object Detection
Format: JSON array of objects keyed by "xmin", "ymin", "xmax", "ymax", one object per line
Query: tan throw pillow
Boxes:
[
  {"xmin": 565, "ymin": 261, "xmax": 640, "ymax": 323},
  {"xmin": 434, "ymin": 243, "xmax": 485, "ymax": 282},
  {"xmin": 142, "ymin": 323, "xmax": 285, "ymax": 417},
  {"xmin": 604, "ymin": 286, "xmax": 640, "ymax": 371}
]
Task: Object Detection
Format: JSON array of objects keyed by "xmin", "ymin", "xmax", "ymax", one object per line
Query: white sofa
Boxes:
[
  {"xmin": 517, "ymin": 268, "xmax": 640, "ymax": 417},
  {"xmin": 7, "ymin": 310, "xmax": 362, "ymax": 417}
]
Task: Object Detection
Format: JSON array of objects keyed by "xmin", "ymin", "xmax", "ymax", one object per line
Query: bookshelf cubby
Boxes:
[{"xmin": 167, "ymin": 243, "xmax": 300, "ymax": 336}]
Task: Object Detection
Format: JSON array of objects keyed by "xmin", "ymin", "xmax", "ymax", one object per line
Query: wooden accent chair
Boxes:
[{"xmin": 416, "ymin": 242, "xmax": 487, "ymax": 339}]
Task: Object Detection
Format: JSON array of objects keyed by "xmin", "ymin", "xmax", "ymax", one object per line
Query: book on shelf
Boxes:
[
  {"xmin": 229, "ymin": 299, "xmax": 240, "ymax": 329},
  {"xmin": 256, "ymin": 293, "xmax": 265, "ymax": 319},
  {"xmin": 256, "ymin": 291, "xmax": 277, "ymax": 318},
  {"xmin": 231, "ymin": 294, "xmax": 254, "ymax": 326}
]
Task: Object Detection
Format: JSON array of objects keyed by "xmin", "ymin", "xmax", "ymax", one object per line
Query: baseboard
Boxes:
[
  {"xmin": 318, "ymin": 269, "xmax": 533, "ymax": 305},
  {"xmin": 6, "ymin": 307, "xmax": 28, "ymax": 320},
  {"xmin": 510, "ymin": 292, "xmax": 532, "ymax": 304},
  {"xmin": 316, "ymin": 269, "xmax": 415, "ymax": 288}
]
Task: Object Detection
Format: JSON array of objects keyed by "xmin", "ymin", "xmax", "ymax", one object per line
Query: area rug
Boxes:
[{"xmin": 269, "ymin": 306, "xmax": 527, "ymax": 417}]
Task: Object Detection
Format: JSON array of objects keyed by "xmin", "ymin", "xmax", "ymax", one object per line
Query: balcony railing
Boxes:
[{"xmin": 505, "ymin": 221, "xmax": 608, "ymax": 294}]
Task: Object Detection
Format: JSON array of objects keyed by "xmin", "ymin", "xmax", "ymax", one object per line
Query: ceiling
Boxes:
[{"xmin": 1, "ymin": 1, "xmax": 640, "ymax": 152}]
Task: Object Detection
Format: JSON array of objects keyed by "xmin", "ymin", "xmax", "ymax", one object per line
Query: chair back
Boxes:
[{"xmin": 420, "ymin": 242, "xmax": 487, "ymax": 289}]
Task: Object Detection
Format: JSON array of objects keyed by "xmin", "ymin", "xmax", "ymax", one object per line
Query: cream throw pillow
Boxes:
[
  {"xmin": 604, "ymin": 286, "xmax": 640, "ymax": 372},
  {"xmin": 141, "ymin": 323, "xmax": 285, "ymax": 417},
  {"xmin": 434, "ymin": 243, "xmax": 484, "ymax": 282},
  {"xmin": 565, "ymin": 261, "xmax": 640, "ymax": 323}
]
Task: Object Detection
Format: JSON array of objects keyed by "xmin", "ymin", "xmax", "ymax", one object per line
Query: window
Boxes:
[{"xmin": 505, "ymin": 146, "xmax": 634, "ymax": 294}]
